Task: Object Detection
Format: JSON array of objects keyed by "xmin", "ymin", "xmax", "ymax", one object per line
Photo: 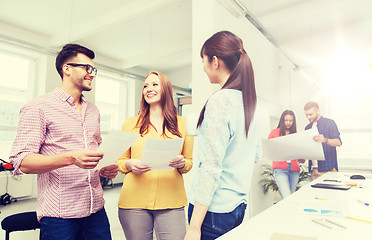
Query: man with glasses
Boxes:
[{"xmin": 10, "ymin": 44, "xmax": 118, "ymax": 240}]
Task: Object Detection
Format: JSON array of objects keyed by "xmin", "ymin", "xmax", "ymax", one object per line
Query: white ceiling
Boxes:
[
  {"xmin": 0, "ymin": 0, "xmax": 192, "ymax": 74},
  {"xmin": 248, "ymin": 0, "xmax": 372, "ymax": 70},
  {"xmin": 0, "ymin": 0, "xmax": 371, "ymax": 78}
]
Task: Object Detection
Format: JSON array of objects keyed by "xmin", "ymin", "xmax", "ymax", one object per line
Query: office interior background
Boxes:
[{"xmin": 0, "ymin": 0, "xmax": 371, "ymax": 238}]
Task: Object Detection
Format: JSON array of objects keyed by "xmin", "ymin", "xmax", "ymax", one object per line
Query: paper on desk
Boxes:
[
  {"xmin": 141, "ymin": 137, "xmax": 184, "ymax": 170},
  {"xmin": 300, "ymin": 199, "xmax": 347, "ymax": 217},
  {"xmin": 95, "ymin": 130, "xmax": 139, "ymax": 169},
  {"xmin": 262, "ymin": 127, "xmax": 325, "ymax": 162}
]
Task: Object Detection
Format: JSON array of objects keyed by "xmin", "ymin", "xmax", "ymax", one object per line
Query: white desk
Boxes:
[{"xmin": 218, "ymin": 172, "xmax": 372, "ymax": 240}]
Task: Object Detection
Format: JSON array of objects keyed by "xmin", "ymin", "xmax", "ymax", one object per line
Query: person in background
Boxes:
[
  {"xmin": 9, "ymin": 43, "xmax": 118, "ymax": 240},
  {"xmin": 116, "ymin": 71, "xmax": 194, "ymax": 240},
  {"xmin": 304, "ymin": 101, "xmax": 342, "ymax": 180},
  {"xmin": 268, "ymin": 110, "xmax": 304, "ymax": 199},
  {"xmin": 185, "ymin": 31, "xmax": 261, "ymax": 240}
]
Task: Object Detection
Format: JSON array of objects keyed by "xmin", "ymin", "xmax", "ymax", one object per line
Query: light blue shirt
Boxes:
[{"xmin": 188, "ymin": 89, "xmax": 261, "ymax": 213}]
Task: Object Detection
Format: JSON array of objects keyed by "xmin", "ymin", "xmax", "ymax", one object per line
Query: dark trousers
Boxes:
[
  {"xmin": 40, "ymin": 208, "xmax": 111, "ymax": 240},
  {"xmin": 188, "ymin": 203, "xmax": 246, "ymax": 240}
]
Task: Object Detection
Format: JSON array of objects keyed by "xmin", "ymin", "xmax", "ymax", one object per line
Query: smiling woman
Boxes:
[{"xmin": 115, "ymin": 70, "xmax": 194, "ymax": 240}]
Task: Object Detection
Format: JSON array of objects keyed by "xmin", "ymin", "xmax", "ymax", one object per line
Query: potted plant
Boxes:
[{"xmin": 259, "ymin": 164, "xmax": 311, "ymax": 195}]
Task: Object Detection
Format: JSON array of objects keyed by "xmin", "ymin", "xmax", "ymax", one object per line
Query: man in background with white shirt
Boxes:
[
  {"xmin": 304, "ymin": 101, "xmax": 342, "ymax": 180},
  {"xmin": 10, "ymin": 44, "xmax": 118, "ymax": 240}
]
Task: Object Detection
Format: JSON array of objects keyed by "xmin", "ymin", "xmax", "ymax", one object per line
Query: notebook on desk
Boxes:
[{"xmin": 311, "ymin": 183, "xmax": 351, "ymax": 190}]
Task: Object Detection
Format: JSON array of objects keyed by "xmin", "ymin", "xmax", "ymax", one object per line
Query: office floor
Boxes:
[{"xmin": 0, "ymin": 184, "xmax": 184, "ymax": 240}]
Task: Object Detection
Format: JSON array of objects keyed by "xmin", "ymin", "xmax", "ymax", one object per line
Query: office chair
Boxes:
[{"xmin": 1, "ymin": 211, "xmax": 41, "ymax": 240}]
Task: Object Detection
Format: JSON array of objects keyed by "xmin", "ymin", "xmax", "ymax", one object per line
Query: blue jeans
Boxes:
[
  {"xmin": 188, "ymin": 203, "xmax": 246, "ymax": 240},
  {"xmin": 40, "ymin": 208, "xmax": 111, "ymax": 240},
  {"xmin": 273, "ymin": 163, "xmax": 300, "ymax": 199}
]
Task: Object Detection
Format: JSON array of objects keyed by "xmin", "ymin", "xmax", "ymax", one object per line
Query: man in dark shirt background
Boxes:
[{"xmin": 304, "ymin": 101, "xmax": 342, "ymax": 180}]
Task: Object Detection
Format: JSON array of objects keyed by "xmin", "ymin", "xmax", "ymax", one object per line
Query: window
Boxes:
[
  {"xmin": 0, "ymin": 48, "xmax": 37, "ymax": 159},
  {"xmin": 95, "ymin": 71, "xmax": 135, "ymax": 133},
  {"xmin": 327, "ymin": 70, "xmax": 372, "ymax": 170}
]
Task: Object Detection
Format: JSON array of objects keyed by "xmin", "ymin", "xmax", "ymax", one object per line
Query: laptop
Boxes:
[{"xmin": 311, "ymin": 183, "xmax": 351, "ymax": 190}]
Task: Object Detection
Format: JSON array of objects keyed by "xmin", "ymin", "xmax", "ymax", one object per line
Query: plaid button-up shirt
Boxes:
[
  {"xmin": 10, "ymin": 88, "xmax": 104, "ymax": 221},
  {"xmin": 305, "ymin": 116, "xmax": 341, "ymax": 172}
]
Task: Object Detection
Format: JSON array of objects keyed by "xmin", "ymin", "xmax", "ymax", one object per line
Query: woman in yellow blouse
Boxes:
[{"xmin": 116, "ymin": 71, "xmax": 194, "ymax": 240}]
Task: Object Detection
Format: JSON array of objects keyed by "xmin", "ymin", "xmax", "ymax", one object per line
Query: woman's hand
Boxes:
[
  {"xmin": 125, "ymin": 159, "xmax": 151, "ymax": 174},
  {"xmin": 169, "ymin": 155, "xmax": 185, "ymax": 169},
  {"xmin": 184, "ymin": 226, "xmax": 201, "ymax": 240},
  {"xmin": 99, "ymin": 164, "xmax": 119, "ymax": 179}
]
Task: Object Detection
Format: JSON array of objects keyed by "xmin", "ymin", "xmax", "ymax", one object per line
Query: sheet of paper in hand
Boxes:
[
  {"xmin": 262, "ymin": 127, "xmax": 325, "ymax": 162},
  {"xmin": 95, "ymin": 130, "xmax": 139, "ymax": 170},
  {"xmin": 141, "ymin": 137, "xmax": 184, "ymax": 170}
]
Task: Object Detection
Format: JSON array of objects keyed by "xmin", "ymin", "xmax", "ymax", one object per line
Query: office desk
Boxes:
[{"xmin": 218, "ymin": 172, "xmax": 372, "ymax": 240}]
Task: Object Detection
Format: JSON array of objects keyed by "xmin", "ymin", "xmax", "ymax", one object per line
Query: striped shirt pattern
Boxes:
[{"xmin": 10, "ymin": 88, "xmax": 104, "ymax": 220}]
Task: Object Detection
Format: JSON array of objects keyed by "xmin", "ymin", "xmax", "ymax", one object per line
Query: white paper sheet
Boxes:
[
  {"xmin": 141, "ymin": 137, "xmax": 184, "ymax": 170},
  {"xmin": 262, "ymin": 127, "xmax": 325, "ymax": 162},
  {"xmin": 95, "ymin": 130, "xmax": 139, "ymax": 169}
]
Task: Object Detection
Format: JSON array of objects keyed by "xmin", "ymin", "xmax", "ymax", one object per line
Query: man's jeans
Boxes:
[
  {"xmin": 40, "ymin": 208, "xmax": 112, "ymax": 240},
  {"xmin": 188, "ymin": 202, "xmax": 246, "ymax": 240}
]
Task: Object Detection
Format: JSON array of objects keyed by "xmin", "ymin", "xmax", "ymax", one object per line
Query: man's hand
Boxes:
[
  {"xmin": 70, "ymin": 149, "xmax": 104, "ymax": 169},
  {"xmin": 125, "ymin": 159, "xmax": 151, "ymax": 174},
  {"xmin": 298, "ymin": 159, "xmax": 306, "ymax": 164},
  {"xmin": 100, "ymin": 164, "xmax": 119, "ymax": 179},
  {"xmin": 313, "ymin": 134, "xmax": 327, "ymax": 144},
  {"xmin": 311, "ymin": 167, "xmax": 321, "ymax": 181},
  {"xmin": 169, "ymin": 155, "xmax": 185, "ymax": 169}
]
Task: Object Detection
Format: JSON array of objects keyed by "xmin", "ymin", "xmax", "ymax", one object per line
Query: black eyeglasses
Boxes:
[{"xmin": 66, "ymin": 63, "xmax": 97, "ymax": 75}]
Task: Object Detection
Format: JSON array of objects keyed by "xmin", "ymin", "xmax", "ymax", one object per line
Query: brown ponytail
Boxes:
[{"xmin": 197, "ymin": 31, "xmax": 257, "ymax": 136}]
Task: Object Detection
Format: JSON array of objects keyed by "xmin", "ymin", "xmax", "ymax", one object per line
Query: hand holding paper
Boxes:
[
  {"xmin": 313, "ymin": 134, "xmax": 327, "ymax": 143},
  {"xmin": 141, "ymin": 137, "xmax": 184, "ymax": 170},
  {"xmin": 95, "ymin": 130, "xmax": 139, "ymax": 170},
  {"xmin": 99, "ymin": 164, "xmax": 119, "ymax": 179},
  {"xmin": 71, "ymin": 149, "xmax": 104, "ymax": 169},
  {"xmin": 168, "ymin": 155, "xmax": 185, "ymax": 169},
  {"xmin": 262, "ymin": 127, "xmax": 325, "ymax": 162},
  {"xmin": 126, "ymin": 159, "xmax": 151, "ymax": 174}
]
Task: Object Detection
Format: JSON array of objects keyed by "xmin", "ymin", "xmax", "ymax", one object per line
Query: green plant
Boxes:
[
  {"xmin": 259, "ymin": 164, "xmax": 310, "ymax": 194},
  {"xmin": 259, "ymin": 164, "xmax": 279, "ymax": 194}
]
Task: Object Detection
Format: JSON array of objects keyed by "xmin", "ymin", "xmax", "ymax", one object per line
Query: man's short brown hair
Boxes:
[{"xmin": 304, "ymin": 101, "xmax": 319, "ymax": 111}]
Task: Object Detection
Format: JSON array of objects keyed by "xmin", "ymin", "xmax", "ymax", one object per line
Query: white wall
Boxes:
[
  {"xmin": 166, "ymin": 65, "xmax": 192, "ymax": 89},
  {"xmin": 278, "ymin": 54, "xmax": 324, "ymax": 129}
]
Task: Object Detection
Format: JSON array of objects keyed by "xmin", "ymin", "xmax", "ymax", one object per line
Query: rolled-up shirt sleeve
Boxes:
[
  {"xmin": 194, "ymin": 94, "xmax": 231, "ymax": 206},
  {"xmin": 10, "ymin": 104, "xmax": 46, "ymax": 175}
]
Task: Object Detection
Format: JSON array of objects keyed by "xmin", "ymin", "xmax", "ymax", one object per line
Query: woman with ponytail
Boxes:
[
  {"xmin": 185, "ymin": 31, "xmax": 261, "ymax": 240},
  {"xmin": 116, "ymin": 71, "xmax": 194, "ymax": 240}
]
